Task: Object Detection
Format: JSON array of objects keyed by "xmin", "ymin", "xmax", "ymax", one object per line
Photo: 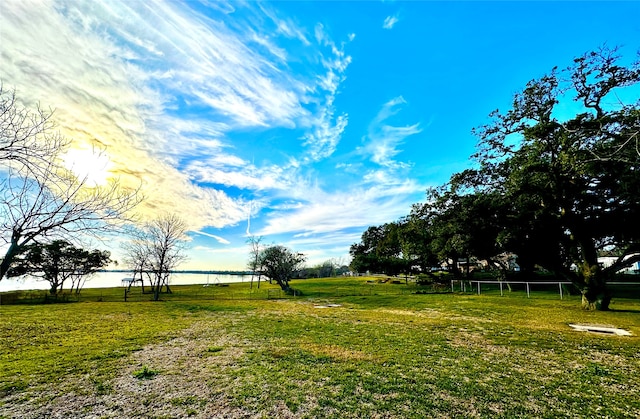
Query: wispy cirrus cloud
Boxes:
[
  {"xmin": 187, "ymin": 161, "xmax": 290, "ymax": 192},
  {"xmin": 360, "ymin": 96, "xmax": 422, "ymax": 168},
  {"xmin": 383, "ymin": 14, "xmax": 400, "ymax": 29},
  {"xmin": 256, "ymin": 178, "xmax": 422, "ymax": 238},
  {"xmin": 301, "ymin": 23, "xmax": 353, "ymax": 161},
  {"xmin": 1, "ymin": 0, "xmax": 351, "ymax": 236},
  {"xmin": 2, "ymin": 0, "xmax": 423, "ymax": 271},
  {"xmin": 191, "ymin": 231, "xmax": 231, "ymax": 245}
]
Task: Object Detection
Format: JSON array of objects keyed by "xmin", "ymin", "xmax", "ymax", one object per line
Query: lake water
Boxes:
[{"xmin": 0, "ymin": 271, "xmax": 254, "ymax": 292}]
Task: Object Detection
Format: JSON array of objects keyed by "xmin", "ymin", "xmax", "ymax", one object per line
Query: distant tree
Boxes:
[
  {"xmin": 7, "ymin": 240, "xmax": 110, "ymax": 295},
  {"xmin": 349, "ymin": 223, "xmax": 410, "ymax": 276},
  {"xmin": 124, "ymin": 214, "xmax": 188, "ymax": 301},
  {"xmin": 314, "ymin": 257, "xmax": 348, "ymax": 278},
  {"xmin": 246, "ymin": 235, "xmax": 264, "ymax": 289},
  {"xmin": 122, "ymin": 235, "xmax": 151, "ymax": 292},
  {"xmin": 0, "ymin": 88, "xmax": 141, "ymax": 280},
  {"xmin": 336, "ymin": 265, "xmax": 351, "ymax": 276},
  {"xmin": 398, "ymin": 212, "xmax": 439, "ymax": 274},
  {"xmin": 257, "ymin": 245, "xmax": 305, "ymax": 294},
  {"xmin": 316, "ymin": 260, "xmax": 335, "ymax": 278},
  {"xmin": 411, "ymin": 184, "xmax": 510, "ymax": 279}
]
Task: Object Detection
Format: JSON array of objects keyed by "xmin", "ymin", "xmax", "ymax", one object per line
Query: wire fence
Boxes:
[
  {"xmin": 450, "ymin": 279, "xmax": 640, "ymax": 299},
  {"xmin": 2, "ymin": 279, "xmax": 639, "ymax": 305}
]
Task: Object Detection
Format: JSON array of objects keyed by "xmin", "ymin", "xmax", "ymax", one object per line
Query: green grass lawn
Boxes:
[{"xmin": 1, "ymin": 276, "xmax": 639, "ymax": 418}]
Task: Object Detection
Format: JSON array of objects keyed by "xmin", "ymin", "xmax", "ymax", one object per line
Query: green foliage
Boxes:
[
  {"xmin": 7, "ymin": 240, "xmax": 110, "ymax": 295},
  {"xmin": 465, "ymin": 47, "xmax": 640, "ymax": 308},
  {"xmin": 257, "ymin": 245, "xmax": 305, "ymax": 292},
  {"xmin": 132, "ymin": 365, "xmax": 158, "ymax": 379},
  {"xmin": 351, "ymin": 46, "xmax": 640, "ymax": 310},
  {"xmin": 349, "ymin": 222, "xmax": 417, "ymax": 276}
]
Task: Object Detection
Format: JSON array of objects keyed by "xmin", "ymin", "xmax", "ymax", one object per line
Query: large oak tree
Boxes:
[{"xmin": 465, "ymin": 46, "xmax": 640, "ymax": 309}]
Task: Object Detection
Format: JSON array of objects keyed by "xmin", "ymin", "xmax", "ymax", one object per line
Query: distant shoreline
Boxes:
[
  {"xmin": 1, "ymin": 271, "xmax": 253, "ymax": 293},
  {"xmin": 100, "ymin": 270, "xmax": 252, "ymax": 276}
]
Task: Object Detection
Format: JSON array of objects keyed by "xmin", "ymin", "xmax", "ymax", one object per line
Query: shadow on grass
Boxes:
[{"xmin": 610, "ymin": 308, "xmax": 640, "ymax": 314}]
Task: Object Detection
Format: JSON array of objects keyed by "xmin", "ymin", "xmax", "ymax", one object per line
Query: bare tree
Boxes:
[
  {"xmin": 0, "ymin": 89, "xmax": 141, "ymax": 280},
  {"xmin": 124, "ymin": 214, "xmax": 188, "ymax": 301},
  {"xmin": 1, "ymin": 85, "xmax": 68, "ymax": 176},
  {"xmin": 121, "ymin": 234, "xmax": 151, "ymax": 293},
  {"xmin": 246, "ymin": 235, "xmax": 263, "ymax": 289},
  {"xmin": 0, "ymin": 161, "xmax": 141, "ymax": 279}
]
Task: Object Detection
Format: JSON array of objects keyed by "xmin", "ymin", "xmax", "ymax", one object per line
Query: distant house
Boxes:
[{"xmin": 597, "ymin": 255, "xmax": 640, "ymax": 274}]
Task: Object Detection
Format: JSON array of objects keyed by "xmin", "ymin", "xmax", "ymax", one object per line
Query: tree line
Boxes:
[{"xmin": 350, "ymin": 47, "xmax": 640, "ymax": 310}]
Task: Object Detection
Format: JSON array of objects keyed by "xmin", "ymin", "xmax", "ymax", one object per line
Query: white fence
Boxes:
[
  {"xmin": 452, "ymin": 280, "xmax": 573, "ymax": 299},
  {"xmin": 452, "ymin": 280, "xmax": 640, "ymax": 299}
]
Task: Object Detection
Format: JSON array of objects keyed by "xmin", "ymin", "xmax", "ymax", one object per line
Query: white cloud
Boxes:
[
  {"xmin": 258, "ymin": 3, "xmax": 311, "ymax": 46},
  {"xmin": 0, "ymin": 0, "xmax": 352, "ymax": 234},
  {"xmin": 298, "ymin": 24, "xmax": 353, "ymax": 161},
  {"xmin": 186, "ymin": 158, "xmax": 302, "ymax": 193},
  {"xmin": 249, "ymin": 32, "xmax": 288, "ymax": 62},
  {"xmin": 251, "ymin": 96, "xmax": 428, "ymax": 254},
  {"xmin": 0, "ymin": 0, "xmax": 380, "ymax": 271},
  {"xmin": 194, "ymin": 245, "xmax": 247, "ymax": 255},
  {"xmin": 191, "ymin": 231, "xmax": 231, "ymax": 245},
  {"xmin": 383, "ymin": 15, "xmax": 400, "ymax": 30},
  {"xmin": 303, "ymin": 112, "xmax": 349, "ymax": 161},
  {"xmin": 256, "ymin": 179, "xmax": 423, "ymax": 238},
  {"xmin": 360, "ymin": 97, "xmax": 422, "ymax": 168}
]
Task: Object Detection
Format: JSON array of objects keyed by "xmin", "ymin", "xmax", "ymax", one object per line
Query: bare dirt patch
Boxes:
[{"xmin": 1, "ymin": 318, "xmax": 263, "ymax": 419}]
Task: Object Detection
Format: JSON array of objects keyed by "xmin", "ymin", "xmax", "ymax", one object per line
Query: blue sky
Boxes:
[{"xmin": 2, "ymin": 1, "xmax": 639, "ymax": 270}]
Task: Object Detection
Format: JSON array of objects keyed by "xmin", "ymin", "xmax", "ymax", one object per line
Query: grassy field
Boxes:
[{"xmin": 1, "ymin": 277, "xmax": 639, "ymax": 418}]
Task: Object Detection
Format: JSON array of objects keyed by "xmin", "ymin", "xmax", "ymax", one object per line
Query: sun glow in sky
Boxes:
[
  {"xmin": 62, "ymin": 148, "xmax": 113, "ymax": 187},
  {"xmin": 1, "ymin": 0, "xmax": 639, "ymax": 270}
]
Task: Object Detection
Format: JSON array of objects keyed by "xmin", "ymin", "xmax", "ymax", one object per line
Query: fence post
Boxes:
[
  {"xmin": 500, "ymin": 281, "xmax": 503, "ymax": 296},
  {"xmin": 526, "ymin": 282, "xmax": 530, "ymax": 298},
  {"xmin": 477, "ymin": 281, "xmax": 480, "ymax": 295},
  {"xmin": 559, "ymin": 282, "xmax": 563, "ymax": 300}
]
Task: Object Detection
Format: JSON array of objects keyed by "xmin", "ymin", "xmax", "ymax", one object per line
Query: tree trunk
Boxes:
[
  {"xmin": 0, "ymin": 238, "xmax": 21, "ymax": 280},
  {"xmin": 573, "ymin": 236, "xmax": 611, "ymax": 310},
  {"xmin": 579, "ymin": 263, "xmax": 611, "ymax": 311},
  {"xmin": 581, "ymin": 285, "xmax": 611, "ymax": 311},
  {"xmin": 153, "ymin": 275, "xmax": 161, "ymax": 301},
  {"xmin": 465, "ymin": 256, "xmax": 471, "ymax": 279}
]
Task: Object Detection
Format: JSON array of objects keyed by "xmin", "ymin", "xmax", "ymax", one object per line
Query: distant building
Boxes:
[{"xmin": 597, "ymin": 255, "xmax": 640, "ymax": 274}]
